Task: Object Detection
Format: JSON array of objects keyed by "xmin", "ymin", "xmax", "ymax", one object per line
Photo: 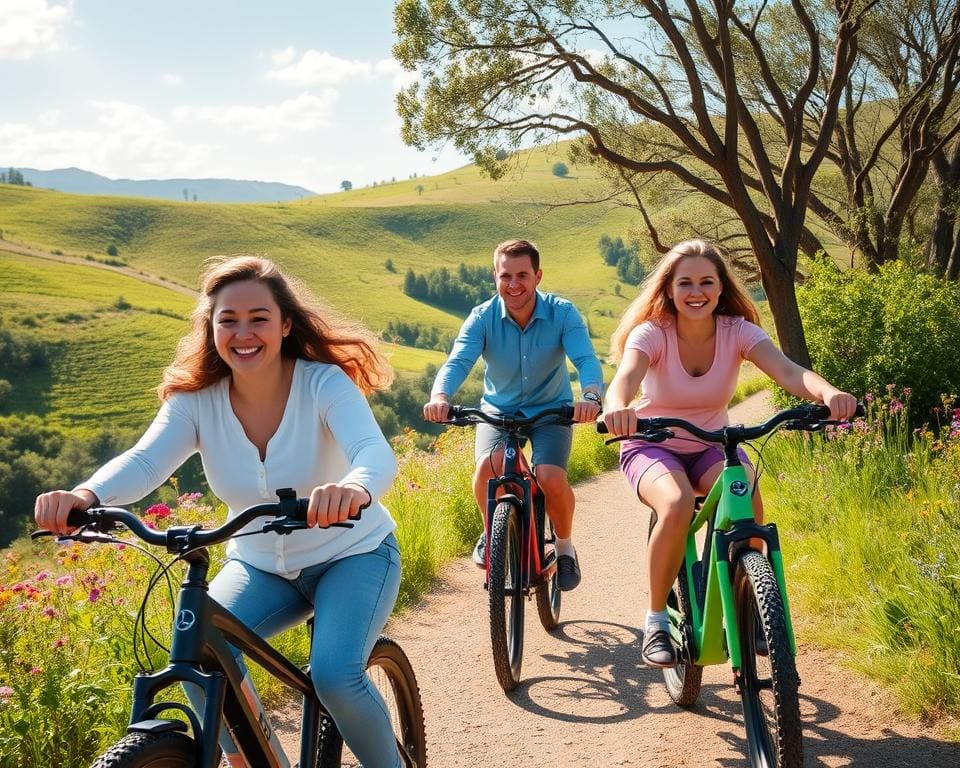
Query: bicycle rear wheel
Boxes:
[
  {"xmin": 648, "ymin": 510, "xmax": 702, "ymax": 707},
  {"xmin": 488, "ymin": 500, "xmax": 524, "ymax": 691},
  {"xmin": 89, "ymin": 731, "xmax": 194, "ymax": 767},
  {"xmin": 534, "ymin": 494, "xmax": 561, "ymax": 631},
  {"xmin": 733, "ymin": 549, "xmax": 803, "ymax": 768}
]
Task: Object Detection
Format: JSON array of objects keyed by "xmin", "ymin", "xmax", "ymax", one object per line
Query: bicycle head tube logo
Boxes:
[
  {"xmin": 505, "ymin": 447, "xmax": 517, "ymax": 460},
  {"xmin": 175, "ymin": 609, "xmax": 196, "ymax": 631},
  {"xmin": 730, "ymin": 480, "xmax": 750, "ymax": 496}
]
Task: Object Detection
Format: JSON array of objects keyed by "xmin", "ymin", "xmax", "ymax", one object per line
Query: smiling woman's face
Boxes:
[
  {"xmin": 212, "ymin": 279, "xmax": 291, "ymax": 377},
  {"xmin": 667, "ymin": 256, "xmax": 722, "ymax": 321}
]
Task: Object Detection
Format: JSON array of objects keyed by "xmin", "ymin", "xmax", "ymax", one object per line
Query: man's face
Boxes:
[{"xmin": 494, "ymin": 253, "xmax": 541, "ymax": 318}]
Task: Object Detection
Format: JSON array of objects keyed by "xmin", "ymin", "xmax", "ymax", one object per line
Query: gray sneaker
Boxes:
[
  {"xmin": 642, "ymin": 627, "xmax": 677, "ymax": 668},
  {"xmin": 556, "ymin": 551, "xmax": 582, "ymax": 591},
  {"xmin": 471, "ymin": 533, "xmax": 486, "ymax": 568}
]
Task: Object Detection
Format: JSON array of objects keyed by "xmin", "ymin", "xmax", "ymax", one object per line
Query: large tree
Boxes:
[
  {"xmin": 395, "ymin": 0, "xmax": 877, "ymax": 366},
  {"xmin": 801, "ymin": 0, "xmax": 960, "ymax": 271}
]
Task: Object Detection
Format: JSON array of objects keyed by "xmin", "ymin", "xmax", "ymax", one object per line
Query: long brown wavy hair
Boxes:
[
  {"xmin": 158, "ymin": 256, "xmax": 392, "ymax": 399},
  {"xmin": 609, "ymin": 240, "xmax": 760, "ymax": 363}
]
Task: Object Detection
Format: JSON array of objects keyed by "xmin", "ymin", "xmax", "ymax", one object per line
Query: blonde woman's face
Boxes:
[
  {"xmin": 667, "ymin": 256, "xmax": 722, "ymax": 320},
  {"xmin": 211, "ymin": 280, "xmax": 291, "ymax": 377}
]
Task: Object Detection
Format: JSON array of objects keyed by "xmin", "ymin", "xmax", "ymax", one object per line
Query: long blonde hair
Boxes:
[
  {"xmin": 609, "ymin": 240, "xmax": 760, "ymax": 362},
  {"xmin": 159, "ymin": 256, "xmax": 392, "ymax": 398}
]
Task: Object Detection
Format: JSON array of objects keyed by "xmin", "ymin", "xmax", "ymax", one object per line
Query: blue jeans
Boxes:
[{"xmin": 187, "ymin": 533, "xmax": 402, "ymax": 768}]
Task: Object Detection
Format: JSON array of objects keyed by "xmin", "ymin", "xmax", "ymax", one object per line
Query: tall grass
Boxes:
[
  {"xmin": 760, "ymin": 389, "xmax": 960, "ymax": 725},
  {"xmin": 0, "ymin": 424, "xmax": 616, "ymax": 767}
]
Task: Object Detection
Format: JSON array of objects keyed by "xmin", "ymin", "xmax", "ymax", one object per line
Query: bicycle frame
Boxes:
[
  {"xmin": 678, "ymin": 459, "xmax": 796, "ymax": 671},
  {"xmin": 129, "ymin": 547, "xmax": 322, "ymax": 768},
  {"xmin": 482, "ymin": 434, "xmax": 556, "ymax": 594}
]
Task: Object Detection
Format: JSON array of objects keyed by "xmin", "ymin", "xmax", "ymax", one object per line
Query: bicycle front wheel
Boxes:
[
  {"xmin": 488, "ymin": 500, "xmax": 524, "ymax": 691},
  {"xmin": 366, "ymin": 636, "xmax": 428, "ymax": 768},
  {"xmin": 89, "ymin": 731, "xmax": 194, "ymax": 768},
  {"xmin": 534, "ymin": 495, "xmax": 561, "ymax": 631},
  {"xmin": 733, "ymin": 549, "xmax": 803, "ymax": 768}
]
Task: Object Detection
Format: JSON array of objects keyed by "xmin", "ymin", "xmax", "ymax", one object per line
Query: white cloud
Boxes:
[
  {"xmin": 0, "ymin": 101, "xmax": 212, "ymax": 178},
  {"xmin": 161, "ymin": 73, "xmax": 183, "ymax": 87},
  {"xmin": 267, "ymin": 49, "xmax": 404, "ymax": 87},
  {"xmin": 271, "ymin": 45, "xmax": 296, "ymax": 66},
  {"xmin": 0, "ymin": 0, "xmax": 72, "ymax": 60},
  {"xmin": 171, "ymin": 91, "xmax": 339, "ymax": 142}
]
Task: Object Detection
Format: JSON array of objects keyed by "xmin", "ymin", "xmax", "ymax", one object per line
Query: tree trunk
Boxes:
[{"xmin": 759, "ymin": 258, "xmax": 810, "ymax": 368}]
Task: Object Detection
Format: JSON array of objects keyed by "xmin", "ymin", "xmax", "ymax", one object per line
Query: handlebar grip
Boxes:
[
  {"xmin": 854, "ymin": 402, "xmax": 865, "ymax": 418},
  {"xmin": 67, "ymin": 508, "xmax": 93, "ymax": 528},
  {"xmin": 596, "ymin": 421, "xmax": 609, "ymax": 434}
]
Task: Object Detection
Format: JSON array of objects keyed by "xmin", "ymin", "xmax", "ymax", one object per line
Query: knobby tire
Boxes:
[
  {"xmin": 488, "ymin": 500, "xmax": 524, "ymax": 691},
  {"xmin": 648, "ymin": 510, "xmax": 703, "ymax": 707},
  {"xmin": 88, "ymin": 731, "xmax": 194, "ymax": 768},
  {"xmin": 734, "ymin": 549, "xmax": 803, "ymax": 768},
  {"xmin": 534, "ymin": 493, "xmax": 561, "ymax": 631},
  {"xmin": 365, "ymin": 636, "xmax": 428, "ymax": 768}
]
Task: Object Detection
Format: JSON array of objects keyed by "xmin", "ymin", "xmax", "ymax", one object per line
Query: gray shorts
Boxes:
[{"xmin": 474, "ymin": 420, "xmax": 573, "ymax": 469}]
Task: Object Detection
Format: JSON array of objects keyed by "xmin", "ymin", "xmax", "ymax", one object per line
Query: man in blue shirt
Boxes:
[{"xmin": 423, "ymin": 239, "xmax": 603, "ymax": 590}]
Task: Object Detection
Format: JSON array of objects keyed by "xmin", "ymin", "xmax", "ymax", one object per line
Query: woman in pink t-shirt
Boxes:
[{"xmin": 602, "ymin": 240, "xmax": 856, "ymax": 668}]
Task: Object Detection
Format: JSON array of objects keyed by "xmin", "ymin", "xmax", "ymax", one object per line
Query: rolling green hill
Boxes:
[{"xmin": 0, "ymin": 145, "xmax": 646, "ymax": 432}]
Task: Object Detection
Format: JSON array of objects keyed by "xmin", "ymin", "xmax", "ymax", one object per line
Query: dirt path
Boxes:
[{"xmin": 375, "ymin": 392, "xmax": 957, "ymax": 766}]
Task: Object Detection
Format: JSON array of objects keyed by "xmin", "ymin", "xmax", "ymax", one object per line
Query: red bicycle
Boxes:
[{"xmin": 442, "ymin": 405, "xmax": 574, "ymax": 691}]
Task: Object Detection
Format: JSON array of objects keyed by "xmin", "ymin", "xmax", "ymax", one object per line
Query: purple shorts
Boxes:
[{"xmin": 620, "ymin": 442, "xmax": 753, "ymax": 493}]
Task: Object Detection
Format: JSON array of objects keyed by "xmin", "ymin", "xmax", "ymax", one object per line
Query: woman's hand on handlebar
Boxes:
[
  {"xmin": 34, "ymin": 489, "xmax": 98, "ymax": 535},
  {"xmin": 307, "ymin": 483, "xmax": 370, "ymax": 528},
  {"xmin": 573, "ymin": 400, "xmax": 602, "ymax": 424},
  {"xmin": 422, "ymin": 395, "xmax": 450, "ymax": 423},
  {"xmin": 601, "ymin": 406, "xmax": 639, "ymax": 437},
  {"xmin": 822, "ymin": 389, "xmax": 859, "ymax": 421}
]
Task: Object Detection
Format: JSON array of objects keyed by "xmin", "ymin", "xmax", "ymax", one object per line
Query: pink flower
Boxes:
[
  {"xmin": 88, "ymin": 588, "xmax": 101, "ymax": 603},
  {"xmin": 34, "ymin": 571, "xmax": 50, "ymax": 582},
  {"xmin": 865, "ymin": 393, "xmax": 874, "ymax": 403},
  {"xmin": 11, "ymin": 583, "xmax": 25, "ymax": 593},
  {"xmin": 54, "ymin": 575, "xmax": 72, "ymax": 587},
  {"xmin": 52, "ymin": 637, "xmax": 68, "ymax": 649},
  {"xmin": 0, "ymin": 686, "xmax": 13, "ymax": 698},
  {"xmin": 144, "ymin": 504, "xmax": 171, "ymax": 519},
  {"xmin": 889, "ymin": 399, "xmax": 904, "ymax": 413},
  {"xmin": 902, "ymin": 387, "xmax": 912, "ymax": 398},
  {"xmin": 42, "ymin": 606, "xmax": 59, "ymax": 618},
  {"xmin": 29, "ymin": 667, "xmax": 42, "ymax": 676}
]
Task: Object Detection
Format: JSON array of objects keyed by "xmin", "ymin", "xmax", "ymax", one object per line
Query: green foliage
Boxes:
[
  {"xmin": 598, "ymin": 235, "xmax": 645, "ymax": 285},
  {"xmin": 402, "ymin": 263, "xmax": 493, "ymax": 312},
  {"xmin": 340, "ymin": 180, "xmax": 352, "ymax": 191},
  {"xmin": 797, "ymin": 257, "xmax": 960, "ymax": 425},
  {"xmin": 382, "ymin": 320, "xmax": 454, "ymax": 353},
  {"xmin": 105, "ymin": 244, "xmax": 118, "ymax": 258},
  {"xmin": 551, "ymin": 161, "xmax": 569, "ymax": 178},
  {"xmin": 0, "ymin": 168, "xmax": 30, "ymax": 187},
  {"xmin": 384, "ymin": 257, "xmax": 395, "ymax": 272},
  {"xmin": 760, "ymin": 391, "xmax": 960, "ymax": 721}
]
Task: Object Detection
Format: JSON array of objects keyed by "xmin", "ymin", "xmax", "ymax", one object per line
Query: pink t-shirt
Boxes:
[{"xmin": 625, "ymin": 315, "xmax": 770, "ymax": 453}]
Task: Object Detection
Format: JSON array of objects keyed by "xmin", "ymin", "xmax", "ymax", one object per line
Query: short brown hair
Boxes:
[{"xmin": 493, "ymin": 239, "xmax": 540, "ymax": 271}]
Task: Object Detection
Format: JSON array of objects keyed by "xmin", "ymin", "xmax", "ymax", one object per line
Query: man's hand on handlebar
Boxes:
[
  {"xmin": 34, "ymin": 489, "xmax": 98, "ymax": 536},
  {"xmin": 573, "ymin": 399, "xmax": 602, "ymax": 424},
  {"xmin": 423, "ymin": 395, "xmax": 451, "ymax": 423},
  {"xmin": 601, "ymin": 406, "xmax": 639, "ymax": 437}
]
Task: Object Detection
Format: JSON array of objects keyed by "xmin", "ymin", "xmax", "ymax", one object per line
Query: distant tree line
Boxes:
[
  {"xmin": 382, "ymin": 320, "xmax": 454, "ymax": 352},
  {"xmin": 403, "ymin": 263, "xmax": 493, "ymax": 312},
  {"xmin": 1, "ymin": 168, "xmax": 32, "ymax": 187},
  {"xmin": 599, "ymin": 235, "xmax": 646, "ymax": 285}
]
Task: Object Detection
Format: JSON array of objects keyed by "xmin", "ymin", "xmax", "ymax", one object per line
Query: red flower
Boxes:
[{"xmin": 144, "ymin": 504, "xmax": 171, "ymax": 519}]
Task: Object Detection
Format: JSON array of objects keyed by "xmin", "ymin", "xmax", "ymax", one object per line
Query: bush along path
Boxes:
[{"xmin": 278, "ymin": 393, "xmax": 959, "ymax": 767}]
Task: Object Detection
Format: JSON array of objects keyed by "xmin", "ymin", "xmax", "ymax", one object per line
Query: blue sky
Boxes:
[{"xmin": 0, "ymin": 0, "xmax": 470, "ymax": 193}]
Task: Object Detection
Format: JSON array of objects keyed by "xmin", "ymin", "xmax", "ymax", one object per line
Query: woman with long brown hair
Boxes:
[
  {"xmin": 35, "ymin": 256, "xmax": 406, "ymax": 767},
  {"xmin": 602, "ymin": 240, "xmax": 856, "ymax": 668}
]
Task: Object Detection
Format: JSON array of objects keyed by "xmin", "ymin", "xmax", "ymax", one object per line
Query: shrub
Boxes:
[
  {"xmin": 551, "ymin": 161, "xmax": 569, "ymax": 178},
  {"xmin": 106, "ymin": 244, "xmax": 118, "ymax": 258},
  {"xmin": 798, "ymin": 257, "xmax": 960, "ymax": 426}
]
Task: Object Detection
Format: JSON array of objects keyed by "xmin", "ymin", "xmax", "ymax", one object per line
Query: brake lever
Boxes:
[{"xmin": 262, "ymin": 517, "xmax": 355, "ymax": 535}]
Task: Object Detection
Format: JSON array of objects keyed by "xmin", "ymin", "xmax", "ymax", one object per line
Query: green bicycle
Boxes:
[{"xmin": 599, "ymin": 402, "xmax": 862, "ymax": 768}]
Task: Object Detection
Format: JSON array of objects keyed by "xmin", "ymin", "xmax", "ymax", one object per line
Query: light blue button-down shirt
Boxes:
[{"xmin": 432, "ymin": 291, "xmax": 604, "ymax": 415}]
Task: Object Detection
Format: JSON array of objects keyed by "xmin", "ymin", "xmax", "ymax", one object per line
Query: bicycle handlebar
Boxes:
[
  {"xmin": 596, "ymin": 402, "xmax": 866, "ymax": 444},
  {"xmin": 441, "ymin": 404, "xmax": 576, "ymax": 429},
  {"xmin": 31, "ymin": 487, "xmax": 366, "ymax": 554}
]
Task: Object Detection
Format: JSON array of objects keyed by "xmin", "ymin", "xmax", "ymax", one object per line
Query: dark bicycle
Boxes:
[
  {"xmin": 441, "ymin": 405, "xmax": 574, "ymax": 691},
  {"xmin": 598, "ymin": 403, "xmax": 863, "ymax": 767},
  {"xmin": 34, "ymin": 488, "xmax": 426, "ymax": 768}
]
